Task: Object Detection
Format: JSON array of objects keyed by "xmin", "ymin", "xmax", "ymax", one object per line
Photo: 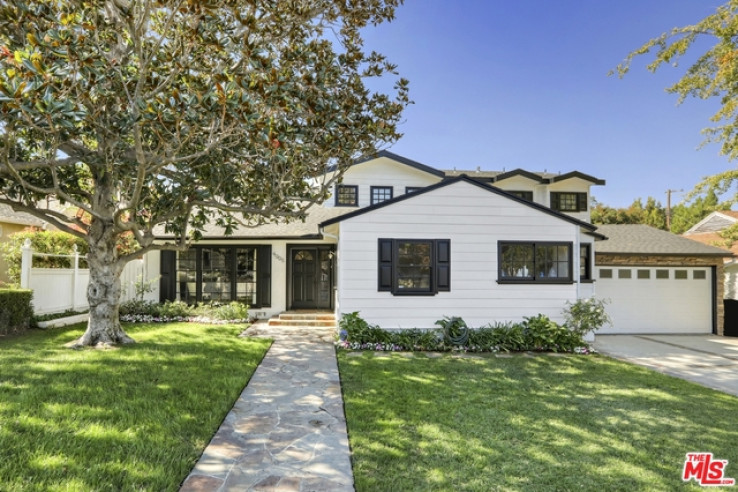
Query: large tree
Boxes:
[
  {"xmin": 614, "ymin": 0, "xmax": 738, "ymax": 203},
  {"xmin": 0, "ymin": 1, "xmax": 409, "ymax": 347}
]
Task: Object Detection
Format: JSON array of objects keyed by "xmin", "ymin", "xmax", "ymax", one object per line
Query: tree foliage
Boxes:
[
  {"xmin": 591, "ymin": 191, "xmax": 727, "ymax": 234},
  {"xmin": 614, "ymin": 0, "xmax": 738, "ymax": 203},
  {"xmin": 0, "ymin": 1, "xmax": 409, "ymax": 346}
]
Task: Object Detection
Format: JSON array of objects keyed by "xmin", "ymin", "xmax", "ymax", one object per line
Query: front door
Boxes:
[{"xmin": 290, "ymin": 247, "xmax": 334, "ymax": 309}]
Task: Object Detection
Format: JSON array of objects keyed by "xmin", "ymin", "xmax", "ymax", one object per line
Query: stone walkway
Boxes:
[{"xmin": 179, "ymin": 322, "xmax": 354, "ymax": 491}]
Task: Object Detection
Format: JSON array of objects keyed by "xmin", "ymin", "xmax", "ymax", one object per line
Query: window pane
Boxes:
[
  {"xmin": 177, "ymin": 249, "xmax": 198, "ymax": 303},
  {"xmin": 371, "ymin": 186, "xmax": 393, "ymax": 205},
  {"xmin": 336, "ymin": 185, "xmax": 357, "ymax": 206},
  {"xmin": 579, "ymin": 244, "xmax": 590, "ymax": 280},
  {"xmin": 599, "ymin": 269, "xmax": 612, "ymax": 279},
  {"xmin": 500, "ymin": 244, "xmax": 534, "ymax": 279},
  {"xmin": 235, "ymin": 248, "xmax": 257, "ymax": 305},
  {"xmin": 536, "ymin": 245, "xmax": 569, "ymax": 279},
  {"xmin": 396, "ymin": 242, "xmax": 432, "ymax": 290}
]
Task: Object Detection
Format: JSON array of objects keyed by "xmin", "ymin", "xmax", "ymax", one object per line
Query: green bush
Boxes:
[
  {"xmin": 338, "ymin": 312, "xmax": 590, "ymax": 353},
  {"xmin": 119, "ymin": 299, "xmax": 247, "ymax": 321},
  {"xmin": 0, "ymin": 289, "xmax": 33, "ymax": 335},
  {"xmin": 0, "ymin": 230, "xmax": 88, "ymax": 285},
  {"xmin": 197, "ymin": 301, "xmax": 249, "ymax": 321},
  {"xmin": 563, "ymin": 297, "xmax": 612, "ymax": 337}
]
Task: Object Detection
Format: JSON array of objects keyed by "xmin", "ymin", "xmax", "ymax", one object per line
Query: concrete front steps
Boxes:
[
  {"xmin": 241, "ymin": 312, "xmax": 337, "ymax": 343},
  {"xmin": 268, "ymin": 312, "xmax": 337, "ymax": 328}
]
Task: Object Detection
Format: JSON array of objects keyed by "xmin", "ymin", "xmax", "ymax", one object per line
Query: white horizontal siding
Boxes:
[
  {"xmin": 324, "ymin": 157, "xmax": 441, "ymax": 208},
  {"xmin": 336, "ymin": 180, "xmax": 584, "ymax": 329}
]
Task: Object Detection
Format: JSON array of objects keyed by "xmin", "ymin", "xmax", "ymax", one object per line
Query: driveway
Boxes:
[{"xmin": 593, "ymin": 335, "xmax": 738, "ymax": 398}]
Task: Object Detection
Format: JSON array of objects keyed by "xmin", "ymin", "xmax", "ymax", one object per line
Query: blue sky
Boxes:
[{"xmin": 362, "ymin": 1, "xmax": 730, "ymax": 207}]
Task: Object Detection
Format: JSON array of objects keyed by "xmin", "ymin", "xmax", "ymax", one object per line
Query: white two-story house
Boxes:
[{"xmin": 149, "ymin": 151, "xmax": 729, "ymax": 335}]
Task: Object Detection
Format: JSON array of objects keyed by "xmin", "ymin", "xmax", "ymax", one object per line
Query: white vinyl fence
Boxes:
[{"xmin": 19, "ymin": 239, "xmax": 156, "ymax": 314}]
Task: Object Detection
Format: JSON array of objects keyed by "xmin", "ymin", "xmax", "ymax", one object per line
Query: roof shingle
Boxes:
[{"xmin": 595, "ymin": 224, "xmax": 732, "ymax": 257}]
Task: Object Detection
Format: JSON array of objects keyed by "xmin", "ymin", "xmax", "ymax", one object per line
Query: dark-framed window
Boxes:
[
  {"xmin": 580, "ymin": 243, "xmax": 592, "ymax": 281},
  {"xmin": 378, "ymin": 238, "xmax": 450, "ymax": 295},
  {"xmin": 371, "ymin": 186, "xmax": 393, "ymax": 205},
  {"xmin": 498, "ymin": 241, "xmax": 572, "ymax": 283},
  {"xmin": 161, "ymin": 245, "xmax": 271, "ymax": 307},
  {"xmin": 335, "ymin": 184, "xmax": 358, "ymax": 206},
  {"xmin": 551, "ymin": 192, "xmax": 587, "ymax": 212},
  {"xmin": 509, "ymin": 190, "xmax": 534, "ymax": 201},
  {"xmin": 405, "ymin": 186, "xmax": 423, "ymax": 194}
]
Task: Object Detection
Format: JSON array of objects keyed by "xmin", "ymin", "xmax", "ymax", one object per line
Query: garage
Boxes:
[
  {"xmin": 594, "ymin": 225, "xmax": 730, "ymax": 335},
  {"xmin": 595, "ymin": 265, "xmax": 713, "ymax": 334}
]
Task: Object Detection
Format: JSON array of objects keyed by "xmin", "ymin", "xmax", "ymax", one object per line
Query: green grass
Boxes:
[
  {"xmin": 0, "ymin": 323, "xmax": 271, "ymax": 491},
  {"xmin": 338, "ymin": 352, "xmax": 738, "ymax": 491}
]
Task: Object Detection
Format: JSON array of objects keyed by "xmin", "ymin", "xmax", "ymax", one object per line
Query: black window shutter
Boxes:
[
  {"xmin": 256, "ymin": 245, "xmax": 272, "ymax": 307},
  {"xmin": 436, "ymin": 239, "xmax": 451, "ymax": 292},
  {"xmin": 550, "ymin": 192, "xmax": 560, "ymax": 211},
  {"xmin": 378, "ymin": 239, "xmax": 393, "ymax": 291},
  {"xmin": 577, "ymin": 193, "xmax": 588, "ymax": 212},
  {"xmin": 159, "ymin": 250, "xmax": 177, "ymax": 302}
]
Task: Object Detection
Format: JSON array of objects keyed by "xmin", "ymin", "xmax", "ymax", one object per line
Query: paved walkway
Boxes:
[
  {"xmin": 179, "ymin": 322, "xmax": 354, "ymax": 491},
  {"xmin": 594, "ymin": 334, "xmax": 738, "ymax": 397}
]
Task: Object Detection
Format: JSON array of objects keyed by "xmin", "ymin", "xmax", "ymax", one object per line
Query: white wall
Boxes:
[
  {"xmin": 725, "ymin": 261, "xmax": 738, "ymax": 300},
  {"xmin": 336, "ymin": 180, "xmax": 588, "ymax": 329},
  {"xmin": 322, "ymin": 156, "xmax": 442, "ymax": 208}
]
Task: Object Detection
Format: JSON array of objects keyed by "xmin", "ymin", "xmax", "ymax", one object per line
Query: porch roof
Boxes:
[{"xmin": 153, "ymin": 206, "xmax": 352, "ymax": 240}]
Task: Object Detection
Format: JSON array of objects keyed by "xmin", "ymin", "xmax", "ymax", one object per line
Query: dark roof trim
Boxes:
[
  {"xmin": 492, "ymin": 168, "xmax": 547, "ymax": 183},
  {"xmin": 552, "ymin": 171, "xmax": 606, "ymax": 185},
  {"xmin": 586, "ymin": 230, "xmax": 608, "ymax": 241},
  {"xmin": 320, "ymin": 174, "xmax": 598, "ymax": 231},
  {"xmin": 326, "ymin": 150, "xmax": 446, "ymax": 178}
]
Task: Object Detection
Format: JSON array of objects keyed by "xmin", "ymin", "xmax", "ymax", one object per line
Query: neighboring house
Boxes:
[
  {"xmin": 146, "ymin": 151, "xmax": 730, "ymax": 336},
  {"xmin": 683, "ymin": 211, "xmax": 738, "ymax": 300},
  {"xmin": 0, "ymin": 204, "xmax": 46, "ymax": 285}
]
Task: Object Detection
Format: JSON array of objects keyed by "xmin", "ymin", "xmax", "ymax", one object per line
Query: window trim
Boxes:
[
  {"xmin": 378, "ymin": 238, "xmax": 450, "ymax": 296},
  {"xmin": 580, "ymin": 243, "xmax": 592, "ymax": 282},
  {"xmin": 550, "ymin": 192, "xmax": 588, "ymax": 212},
  {"xmin": 509, "ymin": 190, "xmax": 534, "ymax": 201},
  {"xmin": 370, "ymin": 185, "xmax": 394, "ymax": 205},
  {"xmin": 335, "ymin": 184, "xmax": 359, "ymax": 207},
  {"xmin": 497, "ymin": 241, "xmax": 573, "ymax": 284}
]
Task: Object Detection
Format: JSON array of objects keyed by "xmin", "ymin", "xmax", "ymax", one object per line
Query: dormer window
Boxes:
[
  {"xmin": 371, "ymin": 186, "xmax": 393, "ymax": 205},
  {"xmin": 336, "ymin": 185, "xmax": 359, "ymax": 206},
  {"xmin": 509, "ymin": 191, "xmax": 533, "ymax": 201},
  {"xmin": 551, "ymin": 192, "xmax": 587, "ymax": 212}
]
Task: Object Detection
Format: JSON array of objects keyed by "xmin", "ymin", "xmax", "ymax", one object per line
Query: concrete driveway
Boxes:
[{"xmin": 593, "ymin": 335, "xmax": 738, "ymax": 397}]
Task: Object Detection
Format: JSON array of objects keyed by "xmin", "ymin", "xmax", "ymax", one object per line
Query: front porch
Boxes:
[{"xmin": 242, "ymin": 311, "xmax": 338, "ymax": 343}]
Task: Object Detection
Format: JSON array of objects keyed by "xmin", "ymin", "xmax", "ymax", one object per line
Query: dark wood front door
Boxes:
[{"xmin": 290, "ymin": 246, "xmax": 334, "ymax": 309}]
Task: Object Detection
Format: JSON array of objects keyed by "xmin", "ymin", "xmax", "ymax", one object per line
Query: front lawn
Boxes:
[
  {"xmin": 0, "ymin": 322, "xmax": 271, "ymax": 491},
  {"xmin": 338, "ymin": 352, "xmax": 738, "ymax": 491}
]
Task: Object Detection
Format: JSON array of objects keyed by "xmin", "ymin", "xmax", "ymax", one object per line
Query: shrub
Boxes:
[
  {"xmin": 436, "ymin": 316, "xmax": 469, "ymax": 346},
  {"xmin": 197, "ymin": 301, "xmax": 249, "ymax": 321},
  {"xmin": 339, "ymin": 311, "xmax": 392, "ymax": 344},
  {"xmin": 563, "ymin": 297, "xmax": 611, "ymax": 337},
  {"xmin": 0, "ymin": 288, "xmax": 33, "ymax": 335},
  {"xmin": 337, "ymin": 312, "xmax": 592, "ymax": 354}
]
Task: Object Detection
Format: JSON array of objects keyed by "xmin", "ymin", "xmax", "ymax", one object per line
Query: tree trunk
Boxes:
[{"xmin": 69, "ymin": 219, "xmax": 135, "ymax": 348}]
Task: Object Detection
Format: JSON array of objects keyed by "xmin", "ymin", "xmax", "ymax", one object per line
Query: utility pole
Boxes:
[{"xmin": 665, "ymin": 188, "xmax": 683, "ymax": 232}]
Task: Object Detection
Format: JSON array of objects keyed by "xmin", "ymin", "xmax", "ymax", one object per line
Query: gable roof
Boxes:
[
  {"xmin": 154, "ymin": 205, "xmax": 352, "ymax": 240},
  {"xmin": 0, "ymin": 204, "xmax": 45, "ymax": 227},
  {"xmin": 683, "ymin": 231, "xmax": 738, "ymax": 257},
  {"xmin": 595, "ymin": 224, "xmax": 732, "ymax": 257},
  {"xmin": 443, "ymin": 168, "xmax": 605, "ymax": 185},
  {"xmin": 326, "ymin": 150, "xmax": 446, "ymax": 178},
  {"xmin": 684, "ymin": 210, "xmax": 738, "ymax": 235},
  {"xmin": 320, "ymin": 174, "xmax": 599, "ymax": 231}
]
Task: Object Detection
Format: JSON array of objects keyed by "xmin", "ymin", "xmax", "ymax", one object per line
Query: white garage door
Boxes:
[{"xmin": 595, "ymin": 266, "xmax": 713, "ymax": 334}]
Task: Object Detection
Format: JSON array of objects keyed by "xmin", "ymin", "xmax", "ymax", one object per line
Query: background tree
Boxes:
[
  {"xmin": 0, "ymin": 1, "xmax": 409, "ymax": 347},
  {"xmin": 614, "ymin": 0, "xmax": 738, "ymax": 205}
]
